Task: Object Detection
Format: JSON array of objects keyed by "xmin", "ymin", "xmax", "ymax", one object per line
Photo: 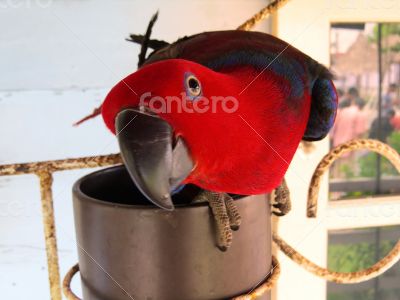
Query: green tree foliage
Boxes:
[
  {"xmin": 359, "ymin": 131, "xmax": 400, "ymax": 177},
  {"xmin": 328, "ymin": 237, "xmax": 399, "ymax": 300},
  {"xmin": 369, "ymin": 23, "xmax": 400, "ymax": 53},
  {"xmin": 328, "ymin": 240, "xmax": 395, "ymax": 273}
]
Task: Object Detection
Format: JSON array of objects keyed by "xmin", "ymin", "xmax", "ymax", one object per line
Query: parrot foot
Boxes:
[
  {"xmin": 194, "ymin": 191, "xmax": 242, "ymax": 251},
  {"xmin": 225, "ymin": 195, "xmax": 241, "ymax": 231},
  {"xmin": 272, "ymin": 178, "xmax": 291, "ymax": 217}
]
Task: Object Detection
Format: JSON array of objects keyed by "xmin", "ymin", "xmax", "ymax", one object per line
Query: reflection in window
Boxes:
[
  {"xmin": 329, "ymin": 23, "xmax": 400, "ymax": 199},
  {"xmin": 328, "ymin": 226, "xmax": 400, "ymax": 300}
]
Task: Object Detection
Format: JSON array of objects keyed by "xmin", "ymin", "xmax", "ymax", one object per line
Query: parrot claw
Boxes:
[
  {"xmin": 271, "ymin": 178, "xmax": 291, "ymax": 217},
  {"xmin": 194, "ymin": 191, "xmax": 241, "ymax": 251},
  {"xmin": 225, "ymin": 195, "xmax": 241, "ymax": 231}
]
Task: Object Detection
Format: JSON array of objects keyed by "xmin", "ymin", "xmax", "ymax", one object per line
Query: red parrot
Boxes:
[{"xmin": 98, "ymin": 27, "xmax": 337, "ymax": 250}]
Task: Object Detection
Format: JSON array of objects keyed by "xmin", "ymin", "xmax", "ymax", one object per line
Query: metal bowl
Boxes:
[{"xmin": 73, "ymin": 165, "xmax": 272, "ymax": 300}]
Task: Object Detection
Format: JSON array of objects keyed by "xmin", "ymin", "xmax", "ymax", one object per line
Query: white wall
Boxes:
[{"xmin": 0, "ymin": 1, "xmax": 270, "ymax": 299}]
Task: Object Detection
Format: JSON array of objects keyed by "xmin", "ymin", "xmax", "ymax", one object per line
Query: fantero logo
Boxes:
[
  {"xmin": 139, "ymin": 92, "xmax": 239, "ymax": 114},
  {"xmin": 0, "ymin": 0, "xmax": 53, "ymax": 9}
]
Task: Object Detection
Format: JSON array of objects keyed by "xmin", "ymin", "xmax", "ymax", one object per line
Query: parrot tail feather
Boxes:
[
  {"xmin": 137, "ymin": 11, "xmax": 160, "ymax": 68},
  {"xmin": 126, "ymin": 35, "xmax": 169, "ymax": 51},
  {"xmin": 73, "ymin": 105, "xmax": 102, "ymax": 126},
  {"xmin": 303, "ymin": 77, "xmax": 338, "ymax": 141}
]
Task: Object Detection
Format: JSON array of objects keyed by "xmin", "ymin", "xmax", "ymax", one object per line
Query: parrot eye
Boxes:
[{"xmin": 185, "ymin": 74, "xmax": 202, "ymax": 99}]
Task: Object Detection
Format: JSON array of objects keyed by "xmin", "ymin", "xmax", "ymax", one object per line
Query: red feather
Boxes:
[{"xmin": 102, "ymin": 59, "xmax": 311, "ymax": 195}]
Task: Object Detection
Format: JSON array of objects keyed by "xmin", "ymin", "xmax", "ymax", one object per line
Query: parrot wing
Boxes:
[{"xmin": 143, "ymin": 30, "xmax": 326, "ymax": 79}]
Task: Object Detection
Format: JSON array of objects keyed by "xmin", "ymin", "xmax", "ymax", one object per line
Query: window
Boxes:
[
  {"xmin": 273, "ymin": 2, "xmax": 400, "ymax": 299},
  {"xmin": 328, "ymin": 22, "xmax": 400, "ymax": 300},
  {"xmin": 328, "ymin": 226, "xmax": 400, "ymax": 300},
  {"xmin": 330, "ymin": 22, "xmax": 400, "ymax": 198}
]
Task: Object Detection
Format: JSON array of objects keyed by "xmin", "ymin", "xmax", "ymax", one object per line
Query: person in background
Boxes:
[
  {"xmin": 336, "ymin": 88, "xmax": 348, "ymax": 108},
  {"xmin": 330, "ymin": 88, "xmax": 368, "ymax": 178},
  {"xmin": 369, "ymin": 109, "xmax": 395, "ymax": 141},
  {"xmin": 348, "ymin": 87, "xmax": 366, "ymax": 109},
  {"xmin": 331, "ymin": 87, "xmax": 367, "ymax": 147},
  {"xmin": 383, "ymin": 83, "xmax": 399, "ymax": 114},
  {"xmin": 390, "ymin": 110, "xmax": 400, "ymax": 130}
]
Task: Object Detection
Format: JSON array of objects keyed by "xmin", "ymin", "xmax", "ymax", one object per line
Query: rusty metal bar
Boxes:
[
  {"xmin": 63, "ymin": 264, "xmax": 80, "ymax": 300},
  {"xmin": 37, "ymin": 171, "xmax": 61, "ymax": 300},
  {"xmin": 308, "ymin": 139, "xmax": 400, "ymax": 218},
  {"xmin": 237, "ymin": 0, "xmax": 290, "ymax": 31},
  {"xmin": 0, "ymin": 154, "xmax": 122, "ymax": 300},
  {"xmin": 0, "ymin": 154, "xmax": 121, "ymax": 176}
]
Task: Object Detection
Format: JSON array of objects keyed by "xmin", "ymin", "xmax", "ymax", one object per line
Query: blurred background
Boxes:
[
  {"xmin": 328, "ymin": 22, "xmax": 400, "ymax": 300},
  {"xmin": 0, "ymin": 1, "xmax": 400, "ymax": 300}
]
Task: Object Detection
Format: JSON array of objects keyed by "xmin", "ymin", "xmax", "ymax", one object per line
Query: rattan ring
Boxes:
[{"xmin": 281, "ymin": 138, "xmax": 400, "ymax": 283}]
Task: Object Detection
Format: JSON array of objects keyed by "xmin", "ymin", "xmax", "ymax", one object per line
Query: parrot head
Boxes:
[
  {"xmin": 101, "ymin": 56, "xmax": 337, "ymax": 210},
  {"xmin": 102, "ymin": 59, "xmax": 244, "ymax": 210}
]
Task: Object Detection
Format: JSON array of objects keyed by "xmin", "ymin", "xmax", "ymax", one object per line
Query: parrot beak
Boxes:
[{"xmin": 115, "ymin": 108, "xmax": 194, "ymax": 211}]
